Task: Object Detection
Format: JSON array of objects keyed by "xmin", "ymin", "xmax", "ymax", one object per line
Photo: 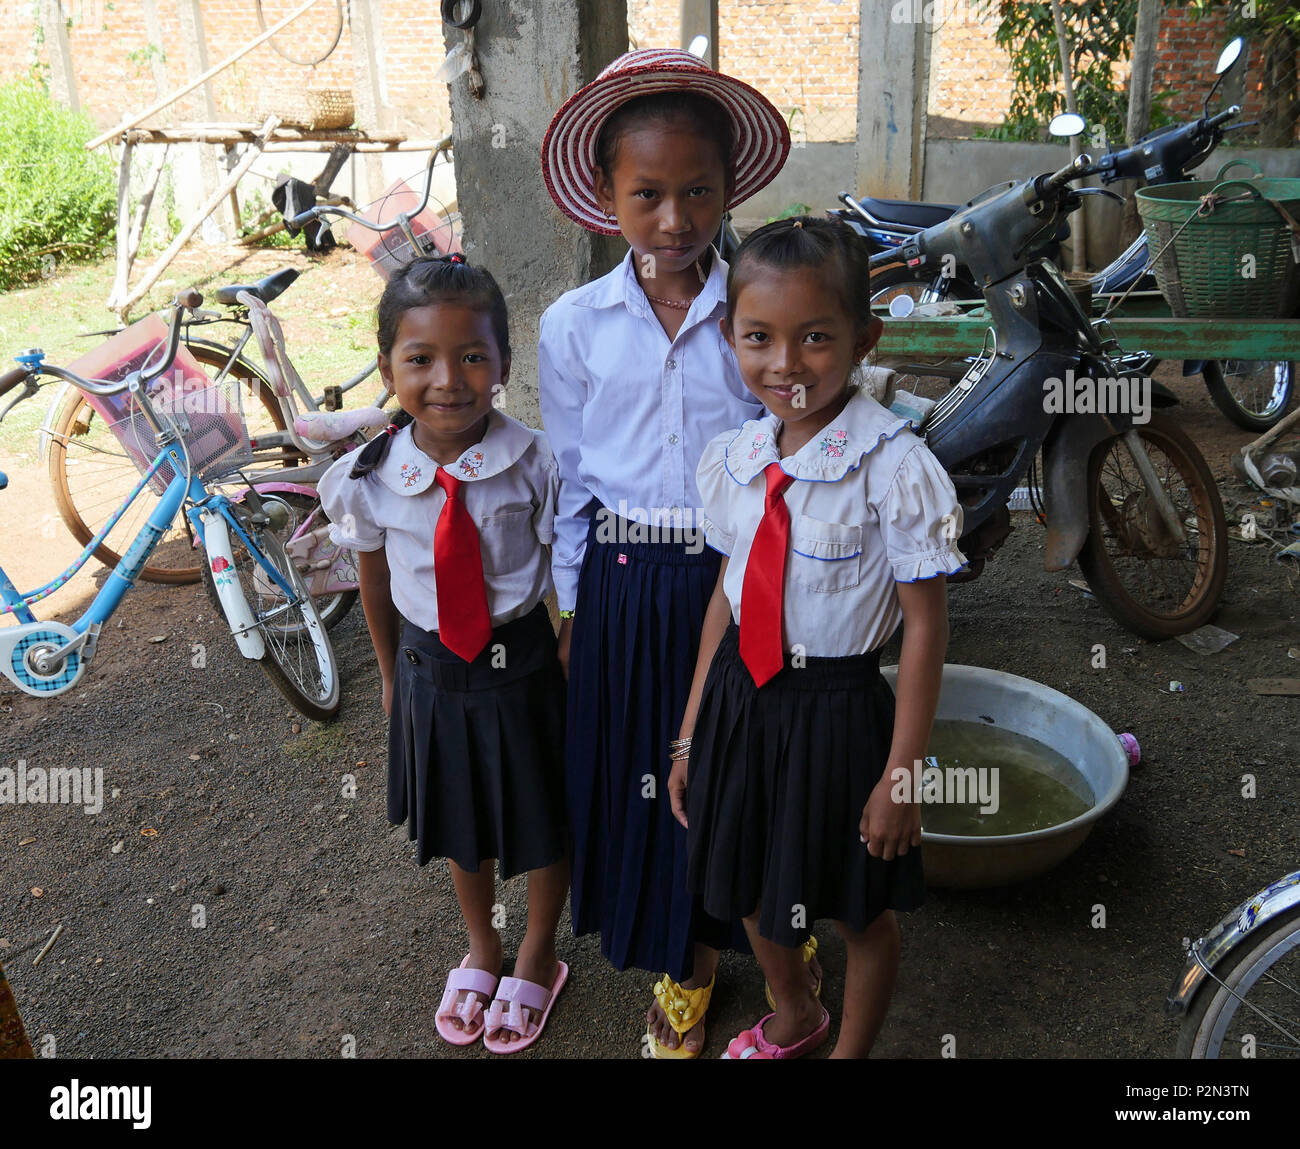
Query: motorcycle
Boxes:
[
  {"xmin": 865, "ymin": 134, "xmax": 1228, "ymax": 639},
  {"xmin": 835, "ymin": 37, "xmax": 1293, "ymax": 433}
]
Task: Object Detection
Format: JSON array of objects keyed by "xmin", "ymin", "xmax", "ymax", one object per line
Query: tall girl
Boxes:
[
  {"xmin": 538, "ymin": 49, "xmax": 793, "ymax": 1057},
  {"xmin": 670, "ymin": 217, "xmax": 966, "ymax": 1059},
  {"xmin": 319, "ymin": 254, "xmax": 569, "ymax": 1054}
]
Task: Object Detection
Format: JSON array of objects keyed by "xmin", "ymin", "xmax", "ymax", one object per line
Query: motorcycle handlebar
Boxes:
[
  {"xmin": 1042, "ymin": 152, "xmax": 1094, "ymax": 194},
  {"xmin": 1093, "ymin": 105, "xmax": 1240, "ymax": 183}
]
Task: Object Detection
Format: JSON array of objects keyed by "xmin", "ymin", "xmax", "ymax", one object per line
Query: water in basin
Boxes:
[{"xmin": 917, "ymin": 719, "xmax": 1094, "ymax": 837}]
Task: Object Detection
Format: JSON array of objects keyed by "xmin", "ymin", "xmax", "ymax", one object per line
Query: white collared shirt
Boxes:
[
  {"xmin": 697, "ymin": 387, "xmax": 968, "ymax": 657},
  {"xmin": 317, "ymin": 410, "xmax": 558, "ymax": 633},
  {"xmin": 538, "ymin": 246, "xmax": 763, "ymax": 610}
]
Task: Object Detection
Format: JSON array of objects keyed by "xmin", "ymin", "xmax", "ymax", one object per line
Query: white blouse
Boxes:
[
  {"xmin": 317, "ymin": 411, "xmax": 558, "ymax": 633},
  {"xmin": 537, "ymin": 246, "xmax": 763, "ymax": 611},
  {"xmin": 697, "ymin": 387, "xmax": 967, "ymax": 657}
]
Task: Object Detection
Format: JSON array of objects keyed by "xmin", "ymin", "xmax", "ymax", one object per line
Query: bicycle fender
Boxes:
[
  {"xmin": 1166, "ymin": 870, "xmax": 1300, "ymax": 1017},
  {"xmin": 200, "ymin": 510, "xmax": 266, "ymax": 661},
  {"xmin": 1040, "ymin": 412, "xmax": 1132, "ymax": 572},
  {"xmin": 37, "ymin": 380, "xmax": 74, "ymax": 463}
]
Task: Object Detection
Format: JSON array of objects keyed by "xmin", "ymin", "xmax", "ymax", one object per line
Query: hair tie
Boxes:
[
  {"xmin": 384, "ymin": 422, "xmax": 401, "ymax": 436},
  {"xmin": 448, "ymin": 252, "xmax": 466, "ymax": 265},
  {"xmin": 791, "ymin": 219, "xmax": 803, "ymax": 229}
]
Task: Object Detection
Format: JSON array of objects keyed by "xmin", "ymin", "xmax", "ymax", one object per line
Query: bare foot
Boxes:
[
  {"xmin": 760, "ymin": 993, "xmax": 824, "ymax": 1049},
  {"xmin": 647, "ymin": 976, "xmax": 708, "ymax": 1055},
  {"xmin": 487, "ymin": 940, "xmax": 559, "ymax": 1046}
]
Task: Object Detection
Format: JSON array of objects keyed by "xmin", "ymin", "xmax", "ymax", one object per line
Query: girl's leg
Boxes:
[
  {"xmin": 646, "ymin": 942, "xmax": 721, "ymax": 1054},
  {"xmin": 493, "ymin": 856, "xmax": 570, "ymax": 1045},
  {"xmin": 741, "ymin": 913, "xmax": 823, "ymax": 1048},
  {"xmin": 447, "ymin": 859, "xmax": 503, "ymax": 1031},
  {"xmin": 830, "ymin": 909, "xmax": 901, "ymax": 1058}
]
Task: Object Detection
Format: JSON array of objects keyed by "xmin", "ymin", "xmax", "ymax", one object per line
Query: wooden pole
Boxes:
[
  {"xmin": 1050, "ymin": 0, "xmax": 1087, "ymax": 272},
  {"xmin": 1121, "ymin": 0, "xmax": 1163, "ymax": 245},
  {"xmin": 39, "ymin": 0, "xmax": 80, "ymax": 114},
  {"xmin": 111, "ymin": 139, "xmax": 135, "ymax": 311},
  {"xmin": 85, "ymin": 0, "xmax": 323, "ymax": 150},
  {"xmin": 177, "ymin": 0, "xmax": 232, "ymax": 238},
  {"xmin": 108, "ymin": 144, "xmax": 170, "ymax": 310},
  {"xmin": 115, "ymin": 117, "xmax": 281, "ymax": 319}
]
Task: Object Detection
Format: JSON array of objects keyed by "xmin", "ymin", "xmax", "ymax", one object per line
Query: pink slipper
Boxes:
[
  {"xmin": 435, "ymin": 956, "xmax": 500, "ymax": 1046},
  {"xmin": 721, "ymin": 1008, "xmax": 830, "ymax": 1059},
  {"xmin": 482, "ymin": 961, "xmax": 569, "ymax": 1055}
]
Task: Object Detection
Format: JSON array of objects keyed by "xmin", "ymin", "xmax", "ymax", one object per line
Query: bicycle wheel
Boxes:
[
  {"xmin": 1176, "ymin": 906, "xmax": 1300, "ymax": 1058},
  {"xmin": 870, "ymin": 265, "xmax": 977, "ymax": 401},
  {"xmin": 216, "ymin": 497, "xmax": 340, "ymax": 721},
  {"xmin": 1077, "ymin": 414, "xmax": 1227, "ymax": 639},
  {"xmin": 47, "ymin": 343, "xmax": 284, "ymax": 584},
  {"xmin": 1203, "ymin": 359, "xmax": 1296, "ymax": 432},
  {"xmin": 200, "ymin": 490, "xmax": 357, "ymax": 630}
]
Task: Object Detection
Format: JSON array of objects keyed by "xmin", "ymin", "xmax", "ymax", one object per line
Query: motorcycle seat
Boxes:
[
  {"xmin": 855, "ymin": 196, "xmax": 959, "ymax": 230},
  {"xmin": 213, "ymin": 267, "xmax": 301, "ymax": 307}
]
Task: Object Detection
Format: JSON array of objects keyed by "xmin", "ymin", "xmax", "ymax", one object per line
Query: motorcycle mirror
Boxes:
[
  {"xmin": 687, "ymin": 34, "xmax": 710, "ymax": 58},
  {"xmin": 1215, "ymin": 37, "xmax": 1244, "ymax": 76},
  {"xmin": 1049, "ymin": 113, "xmax": 1086, "ymax": 138},
  {"xmin": 888, "ymin": 294, "xmax": 917, "ymax": 319}
]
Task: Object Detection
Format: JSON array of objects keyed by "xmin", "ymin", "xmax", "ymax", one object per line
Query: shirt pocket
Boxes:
[
  {"xmin": 477, "ymin": 506, "xmax": 537, "ymax": 578},
  {"xmin": 788, "ymin": 514, "xmax": 862, "ymax": 593}
]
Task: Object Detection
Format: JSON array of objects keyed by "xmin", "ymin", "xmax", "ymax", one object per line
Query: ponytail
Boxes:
[{"xmin": 348, "ymin": 409, "xmax": 415, "ymax": 478}]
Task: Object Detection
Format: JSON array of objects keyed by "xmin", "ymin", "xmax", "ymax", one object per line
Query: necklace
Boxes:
[{"xmin": 642, "ymin": 256, "xmax": 708, "ymax": 310}]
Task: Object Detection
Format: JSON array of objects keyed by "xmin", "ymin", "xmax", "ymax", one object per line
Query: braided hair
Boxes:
[{"xmin": 349, "ymin": 252, "xmax": 510, "ymax": 479}]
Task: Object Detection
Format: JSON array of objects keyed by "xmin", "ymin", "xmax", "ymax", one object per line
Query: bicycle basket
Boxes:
[
  {"xmin": 346, "ymin": 175, "xmax": 461, "ymax": 281},
  {"xmin": 1135, "ymin": 174, "xmax": 1300, "ymax": 319},
  {"xmin": 64, "ymin": 314, "xmax": 253, "ymax": 495}
]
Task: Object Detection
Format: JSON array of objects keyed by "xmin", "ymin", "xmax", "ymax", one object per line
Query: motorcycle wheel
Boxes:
[
  {"xmin": 1077, "ymin": 414, "xmax": 1227, "ymax": 639},
  {"xmin": 869, "ymin": 265, "xmax": 980, "ymax": 401},
  {"xmin": 1202, "ymin": 359, "xmax": 1296, "ymax": 432}
]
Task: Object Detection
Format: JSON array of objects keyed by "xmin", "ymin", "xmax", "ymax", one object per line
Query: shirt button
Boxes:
[
  {"xmin": 666, "ymin": 358, "xmax": 677, "ymax": 369},
  {"xmin": 668, "ymin": 433, "xmax": 679, "ymax": 445}
]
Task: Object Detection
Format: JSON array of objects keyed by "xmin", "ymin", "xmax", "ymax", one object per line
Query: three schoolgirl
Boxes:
[{"xmin": 326, "ymin": 48, "xmax": 964, "ymax": 1059}]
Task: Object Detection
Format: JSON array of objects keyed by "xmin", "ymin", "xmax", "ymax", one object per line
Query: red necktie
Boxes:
[
  {"xmin": 433, "ymin": 469, "xmax": 493, "ymax": 662},
  {"xmin": 739, "ymin": 462, "xmax": 795, "ymax": 688}
]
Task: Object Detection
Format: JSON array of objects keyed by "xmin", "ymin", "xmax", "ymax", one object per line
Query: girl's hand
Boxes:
[
  {"xmin": 557, "ymin": 618, "xmax": 573, "ymax": 680},
  {"xmin": 668, "ymin": 755, "xmax": 689, "ymax": 829},
  {"xmin": 382, "ymin": 676, "xmax": 394, "ymax": 717},
  {"xmin": 859, "ymin": 769, "xmax": 921, "ymax": 861}
]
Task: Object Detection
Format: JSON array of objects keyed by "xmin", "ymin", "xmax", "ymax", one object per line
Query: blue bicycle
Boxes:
[{"xmin": 0, "ymin": 290, "xmax": 340, "ymax": 720}]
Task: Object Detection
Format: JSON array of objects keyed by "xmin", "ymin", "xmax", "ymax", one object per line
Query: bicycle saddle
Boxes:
[
  {"xmin": 213, "ymin": 267, "xmax": 301, "ymax": 307},
  {"xmin": 854, "ymin": 196, "xmax": 959, "ymax": 230}
]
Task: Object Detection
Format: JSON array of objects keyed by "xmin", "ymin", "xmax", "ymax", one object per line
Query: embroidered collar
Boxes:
[
  {"xmin": 723, "ymin": 387, "xmax": 915, "ymax": 486},
  {"xmin": 573, "ymin": 245, "xmax": 728, "ymax": 322},
  {"xmin": 374, "ymin": 410, "xmax": 535, "ymax": 496}
]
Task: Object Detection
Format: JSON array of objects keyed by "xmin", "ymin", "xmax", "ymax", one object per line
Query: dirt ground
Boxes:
[{"xmin": 2, "ymin": 247, "xmax": 1299, "ymax": 1059}]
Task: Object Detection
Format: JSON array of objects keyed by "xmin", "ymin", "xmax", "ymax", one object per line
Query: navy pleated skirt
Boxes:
[
  {"xmin": 687, "ymin": 623, "xmax": 925, "ymax": 948},
  {"xmin": 567, "ymin": 512, "xmax": 747, "ymax": 982},
  {"xmin": 388, "ymin": 602, "xmax": 567, "ymax": 879}
]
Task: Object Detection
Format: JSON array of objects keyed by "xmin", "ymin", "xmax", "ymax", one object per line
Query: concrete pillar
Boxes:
[
  {"xmin": 445, "ymin": 0, "xmax": 628, "ymax": 426},
  {"xmin": 39, "ymin": 0, "xmax": 80, "ymax": 114},
  {"xmin": 679, "ymin": 0, "xmax": 718, "ymax": 66},
  {"xmin": 855, "ymin": 0, "xmax": 930, "ymax": 200},
  {"xmin": 177, "ymin": 0, "xmax": 233, "ymax": 240}
]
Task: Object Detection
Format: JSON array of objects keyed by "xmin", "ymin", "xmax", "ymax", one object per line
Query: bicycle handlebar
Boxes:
[
  {"xmin": 0, "ymin": 366, "xmax": 27, "ymax": 398},
  {"xmin": 287, "ymin": 135, "xmax": 454, "ymax": 233}
]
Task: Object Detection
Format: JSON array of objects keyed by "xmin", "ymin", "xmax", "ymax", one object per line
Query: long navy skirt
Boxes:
[
  {"xmin": 687, "ymin": 623, "xmax": 926, "ymax": 948},
  {"xmin": 567, "ymin": 512, "xmax": 747, "ymax": 982},
  {"xmin": 388, "ymin": 602, "xmax": 567, "ymax": 879}
]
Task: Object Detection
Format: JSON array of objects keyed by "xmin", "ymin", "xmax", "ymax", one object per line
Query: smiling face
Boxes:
[
  {"xmin": 379, "ymin": 302, "xmax": 508, "ymax": 463},
  {"xmin": 593, "ymin": 122, "xmax": 728, "ymax": 283},
  {"xmin": 723, "ymin": 266, "xmax": 879, "ymax": 451}
]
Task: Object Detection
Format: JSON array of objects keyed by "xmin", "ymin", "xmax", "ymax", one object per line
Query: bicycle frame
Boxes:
[{"xmin": 0, "ymin": 432, "xmax": 300, "ymax": 697}]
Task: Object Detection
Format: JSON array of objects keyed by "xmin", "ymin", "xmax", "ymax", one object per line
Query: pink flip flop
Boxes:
[
  {"xmin": 721, "ymin": 1008, "xmax": 830, "ymax": 1059},
  {"xmin": 435, "ymin": 956, "xmax": 500, "ymax": 1046},
  {"xmin": 482, "ymin": 961, "xmax": 569, "ymax": 1055}
]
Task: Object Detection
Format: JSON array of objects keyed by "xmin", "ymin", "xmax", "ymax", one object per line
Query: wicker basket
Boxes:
[
  {"xmin": 253, "ymin": 86, "xmax": 354, "ymax": 131},
  {"xmin": 1135, "ymin": 169, "xmax": 1300, "ymax": 320}
]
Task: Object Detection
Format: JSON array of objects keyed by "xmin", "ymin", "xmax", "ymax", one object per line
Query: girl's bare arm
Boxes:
[{"xmin": 357, "ymin": 547, "xmax": 400, "ymax": 713}]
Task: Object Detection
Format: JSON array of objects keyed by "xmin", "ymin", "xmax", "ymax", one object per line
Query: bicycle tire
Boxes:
[
  {"xmin": 1176, "ymin": 905, "xmax": 1300, "ymax": 1058},
  {"xmin": 46, "ymin": 343, "xmax": 284, "ymax": 585},
  {"xmin": 1077, "ymin": 415, "xmax": 1227, "ymax": 639},
  {"xmin": 219, "ymin": 500, "xmax": 340, "ymax": 721},
  {"xmin": 1202, "ymin": 359, "xmax": 1296, "ymax": 432}
]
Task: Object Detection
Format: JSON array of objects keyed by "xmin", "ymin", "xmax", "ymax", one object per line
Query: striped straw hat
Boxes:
[{"xmin": 542, "ymin": 48, "xmax": 791, "ymax": 237}]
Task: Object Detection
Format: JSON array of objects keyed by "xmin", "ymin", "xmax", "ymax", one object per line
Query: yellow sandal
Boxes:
[
  {"xmin": 764, "ymin": 934, "xmax": 821, "ymax": 1011},
  {"xmin": 646, "ymin": 973, "xmax": 715, "ymax": 1059}
]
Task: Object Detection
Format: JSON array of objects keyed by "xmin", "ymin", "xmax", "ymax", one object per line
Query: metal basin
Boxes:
[{"xmin": 881, "ymin": 664, "xmax": 1129, "ymax": 889}]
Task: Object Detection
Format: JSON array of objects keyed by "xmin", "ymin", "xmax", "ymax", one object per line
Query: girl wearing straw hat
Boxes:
[{"xmin": 539, "ymin": 48, "xmax": 816, "ymax": 1058}]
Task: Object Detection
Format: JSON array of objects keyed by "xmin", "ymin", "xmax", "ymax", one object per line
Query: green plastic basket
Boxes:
[{"xmin": 1135, "ymin": 161, "xmax": 1300, "ymax": 320}]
